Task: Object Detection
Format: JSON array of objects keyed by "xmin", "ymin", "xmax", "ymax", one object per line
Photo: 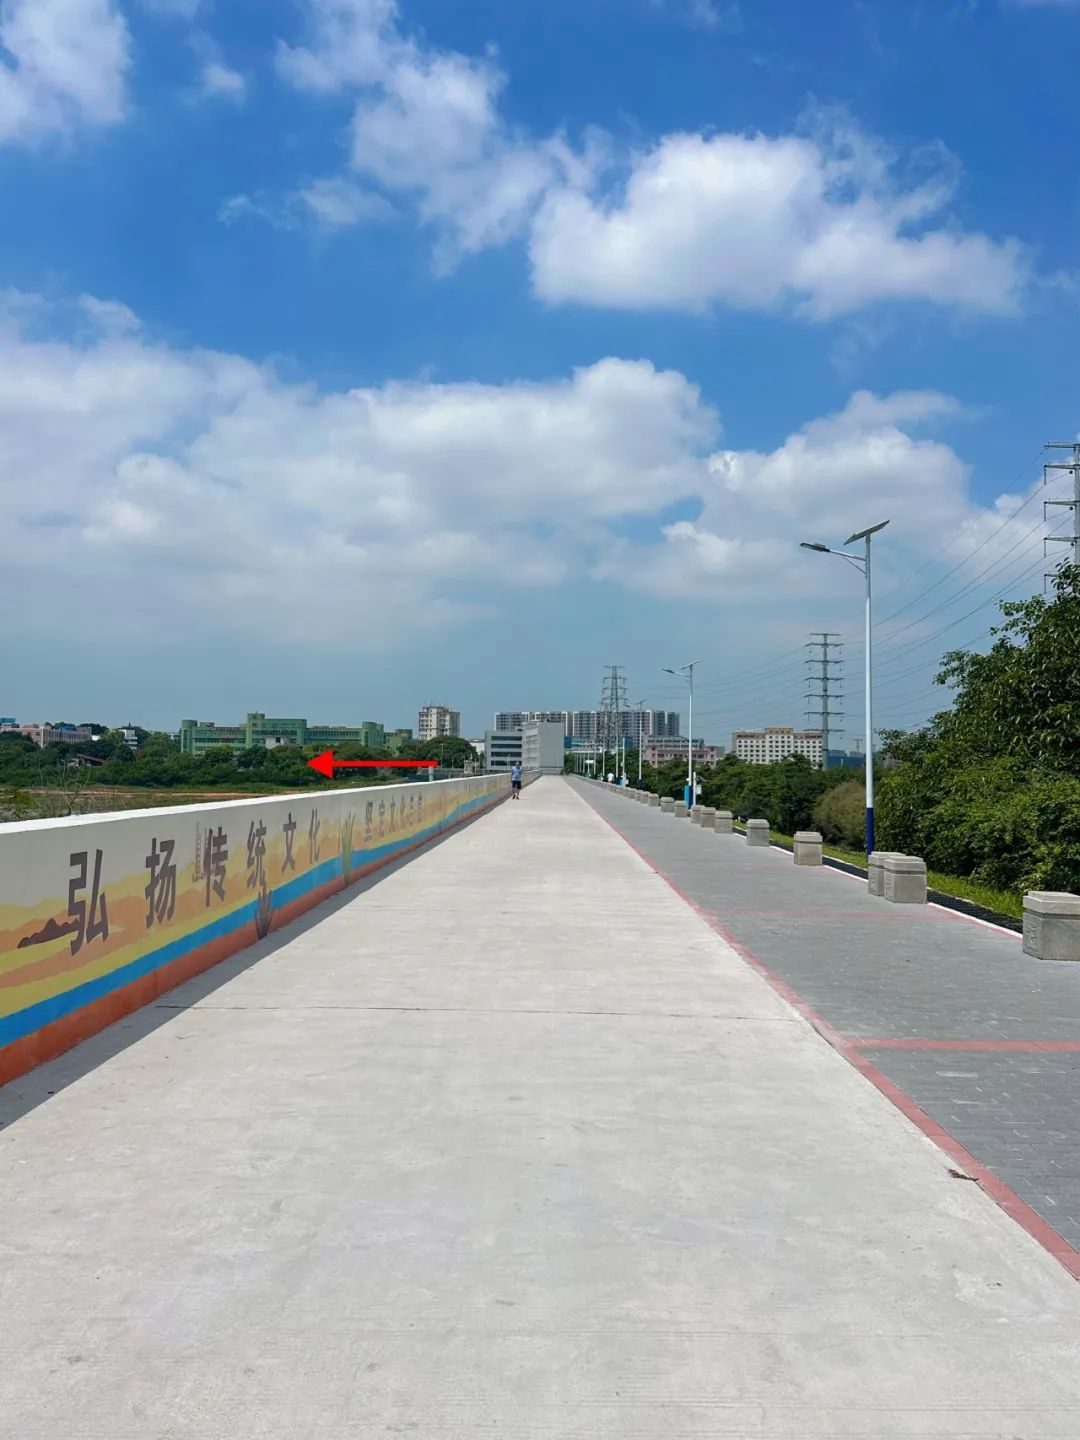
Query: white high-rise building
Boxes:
[
  {"xmin": 493, "ymin": 708, "xmax": 681, "ymax": 744},
  {"xmin": 494, "ymin": 711, "xmax": 569, "ymax": 733},
  {"xmin": 732, "ymin": 727, "xmax": 823, "ymax": 767},
  {"xmin": 418, "ymin": 704, "xmax": 461, "ymax": 741}
]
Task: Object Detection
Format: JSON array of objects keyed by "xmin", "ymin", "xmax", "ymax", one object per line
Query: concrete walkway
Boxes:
[
  {"xmin": 575, "ymin": 778, "xmax": 1080, "ymax": 1260},
  {"xmin": 3, "ymin": 775, "xmax": 1080, "ymax": 1437}
]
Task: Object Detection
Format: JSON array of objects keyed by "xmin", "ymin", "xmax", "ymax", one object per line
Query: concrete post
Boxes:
[
  {"xmin": 673, "ymin": 801, "xmax": 688, "ymax": 818},
  {"xmin": 699, "ymin": 807, "xmax": 717, "ymax": 830},
  {"xmin": 868, "ymin": 852, "xmax": 906, "ymax": 898},
  {"xmin": 691, "ymin": 807, "xmax": 703, "ymax": 825},
  {"xmin": 746, "ymin": 819, "xmax": 770, "ymax": 847},
  {"xmin": 793, "ymin": 831, "xmax": 823, "ymax": 866},
  {"xmin": 714, "ymin": 811, "xmax": 734, "ymax": 833},
  {"xmin": 660, "ymin": 797, "xmax": 675, "ymax": 814},
  {"xmin": 882, "ymin": 855, "xmax": 927, "ymax": 904},
  {"xmin": 647, "ymin": 794, "xmax": 660, "ymax": 807},
  {"xmin": 1023, "ymin": 892, "xmax": 1080, "ymax": 961}
]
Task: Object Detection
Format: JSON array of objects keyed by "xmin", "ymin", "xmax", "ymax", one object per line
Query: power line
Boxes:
[{"xmin": 872, "ymin": 448, "xmax": 1050, "ymax": 628}]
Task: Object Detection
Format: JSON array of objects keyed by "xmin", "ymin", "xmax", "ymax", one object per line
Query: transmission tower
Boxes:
[
  {"xmin": 1044, "ymin": 442, "xmax": 1080, "ymax": 584},
  {"xmin": 805, "ymin": 633, "xmax": 844, "ymax": 769},
  {"xmin": 599, "ymin": 664, "xmax": 629, "ymax": 777}
]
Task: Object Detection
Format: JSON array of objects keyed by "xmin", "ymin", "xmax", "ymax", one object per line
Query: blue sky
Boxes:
[{"xmin": 1, "ymin": 0, "xmax": 1078, "ymax": 743}]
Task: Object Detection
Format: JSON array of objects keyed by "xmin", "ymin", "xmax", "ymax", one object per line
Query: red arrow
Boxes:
[{"xmin": 307, "ymin": 750, "xmax": 439, "ymax": 779}]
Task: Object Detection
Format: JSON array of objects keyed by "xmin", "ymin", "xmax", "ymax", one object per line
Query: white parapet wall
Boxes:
[{"xmin": 0, "ymin": 774, "xmax": 514, "ymax": 1086}]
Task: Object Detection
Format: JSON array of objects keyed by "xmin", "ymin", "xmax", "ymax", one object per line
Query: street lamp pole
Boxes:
[
  {"xmin": 800, "ymin": 521, "xmax": 889, "ymax": 855},
  {"xmin": 635, "ymin": 699, "xmax": 645, "ymax": 785},
  {"xmin": 862, "ymin": 530, "xmax": 875, "ymax": 853},
  {"xmin": 663, "ymin": 662, "xmax": 698, "ymax": 809}
]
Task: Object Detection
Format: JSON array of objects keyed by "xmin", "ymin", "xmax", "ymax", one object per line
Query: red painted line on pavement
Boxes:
[
  {"xmin": 583, "ymin": 794, "xmax": 1080, "ymax": 1285},
  {"xmin": 853, "ymin": 1038, "xmax": 1080, "ymax": 1052}
]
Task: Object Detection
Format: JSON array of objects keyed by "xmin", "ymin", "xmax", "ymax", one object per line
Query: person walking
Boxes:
[{"xmin": 510, "ymin": 760, "xmax": 523, "ymax": 799}]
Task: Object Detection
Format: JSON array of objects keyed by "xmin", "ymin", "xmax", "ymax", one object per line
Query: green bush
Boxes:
[{"xmin": 812, "ymin": 781, "xmax": 865, "ymax": 849}]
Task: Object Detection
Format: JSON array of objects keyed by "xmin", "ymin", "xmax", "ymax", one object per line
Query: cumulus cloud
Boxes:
[
  {"xmin": 530, "ymin": 123, "xmax": 1027, "ymax": 318},
  {"xmin": 0, "ymin": 0, "xmax": 131, "ymax": 145},
  {"xmin": 1, "ymin": 290, "xmax": 1043, "ymax": 664},
  {"xmin": 273, "ymin": 2, "xmax": 1028, "ymax": 317},
  {"xmin": 277, "ymin": 0, "xmax": 588, "ymax": 262},
  {"xmin": 0, "ymin": 293, "xmax": 720, "ymax": 646},
  {"xmin": 592, "ymin": 390, "xmax": 975, "ymax": 598}
]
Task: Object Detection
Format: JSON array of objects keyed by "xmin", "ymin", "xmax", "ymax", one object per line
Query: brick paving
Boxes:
[{"xmin": 572, "ymin": 779, "xmax": 1080, "ymax": 1256}]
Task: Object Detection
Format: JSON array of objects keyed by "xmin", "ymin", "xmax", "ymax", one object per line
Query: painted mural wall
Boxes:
[{"xmin": 0, "ymin": 774, "xmax": 508, "ymax": 1085}]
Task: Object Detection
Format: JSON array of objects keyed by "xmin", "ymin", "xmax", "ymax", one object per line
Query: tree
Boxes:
[
  {"xmin": 934, "ymin": 562, "xmax": 1080, "ymax": 775},
  {"xmin": 872, "ymin": 565, "xmax": 1080, "ymax": 896},
  {"xmin": 418, "ymin": 735, "xmax": 478, "ymax": 769}
]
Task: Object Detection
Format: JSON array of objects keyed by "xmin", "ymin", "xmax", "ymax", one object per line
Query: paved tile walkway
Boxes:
[
  {"xmin": 4, "ymin": 776, "xmax": 1080, "ymax": 1436},
  {"xmin": 575, "ymin": 779, "xmax": 1080, "ymax": 1258}
]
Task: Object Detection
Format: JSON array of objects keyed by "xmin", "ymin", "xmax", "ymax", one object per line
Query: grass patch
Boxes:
[{"xmin": 924, "ymin": 871, "xmax": 1023, "ymax": 920}]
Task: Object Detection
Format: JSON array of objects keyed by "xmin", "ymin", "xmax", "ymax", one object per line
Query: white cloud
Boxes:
[
  {"xmin": 78, "ymin": 294, "xmax": 141, "ymax": 336},
  {"xmin": 0, "ymin": 290, "xmax": 1042, "ymax": 662},
  {"xmin": 530, "ymin": 125, "xmax": 1027, "ymax": 318},
  {"xmin": 274, "ymin": 3, "xmax": 1028, "ymax": 318},
  {"xmin": 199, "ymin": 59, "xmax": 246, "ymax": 103},
  {"xmin": 298, "ymin": 176, "xmax": 394, "ymax": 227},
  {"xmin": 0, "ymin": 293, "xmax": 718, "ymax": 646},
  {"xmin": 593, "ymin": 389, "xmax": 975, "ymax": 598},
  {"xmin": 648, "ymin": 0, "xmax": 743, "ymax": 30},
  {"xmin": 219, "ymin": 178, "xmax": 393, "ymax": 231},
  {"xmin": 276, "ymin": 0, "xmax": 589, "ymax": 262},
  {"xmin": 0, "ymin": 0, "xmax": 131, "ymax": 145}
]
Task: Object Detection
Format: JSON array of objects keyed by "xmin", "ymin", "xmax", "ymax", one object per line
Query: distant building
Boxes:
[
  {"xmin": 484, "ymin": 730, "xmax": 523, "ymax": 772},
  {"xmin": 643, "ymin": 739, "xmax": 722, "ymax": 766},
  {"xmin": 359, "ymin": 720, "xmax": 386, "ymax": 750},
  {"xmin": 11, "ymin": 724, "xmax": 95, "ymax": 747},
  {"xmin": 495, "ymin": 709, "xmax": 680, "ymax": 743},
  {"xmin": 521, "ymin": 720, "xmax": 566, "ymax": 774},
  {"xmin": 418, "ymin": 704, "xmax": 460, "ymax": 741},
  {"xmin": 179, "ymin": 712, "xmax": 365, "ymax": 757},
  {"xmin": 119, "ymin": 727, "xmax": 140, "ymax": 751},
  {"xmin": 494, "ymin": 710, "xmax": 570, "ymax": 733},
  {"xmin": 386, "ymin": 728, "xmax": 413, "ymax": 754},
  {"xmin": 0, "ymin": 717, "xmax": 16, "ymax": 728},
  {"xmin": 826, "ymin": 750, "xmax": 865, "ymax": 770},
  {"xmin": 733, "ymin": 727, "xmax": 824, "ymax": 767}
]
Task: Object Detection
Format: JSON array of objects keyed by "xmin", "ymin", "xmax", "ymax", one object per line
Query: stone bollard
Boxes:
[
  {"xmin": 714, "ymin": 810, "xmax": 734, "ymax": 833},
  {"xmin": 882, "ymin": 855, "xmax": 927, "ymax": 904},
  {"xmin": 673, "ymin": 801, "xmax": 688, "ymax": 818},
  {"xmin": 793, "ymin": 831, "xmax": 823, "ymax": 866},
  {"xmin": 746, "ymin": 819, "xmax": 770, "ymax": 847},
  {"xmin": 868, "ymin": 852, "xmax": 905, "ymax": 897},
  {"xmin": 660, "ymin": 797, "xmax": 675, "ymax": 814},
  {"xmin": 699, "ymin": 807, "xmax": 717, "ymax": 830},
  {"xmin": 647, "ymin": 793, "xmax": 660, "ymax": 807},
  {"xmin": 1023, "ymin": 892, "xmax": 1080, "ymax": 961},
  {"xmin": 691, "ymin": 807, "xmax": 703, "ymax": 825}
]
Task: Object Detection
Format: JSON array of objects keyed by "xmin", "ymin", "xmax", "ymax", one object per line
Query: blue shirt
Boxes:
[{"xmin": 511, "ymin": 764, "xmax": 522, "ymax": 781}]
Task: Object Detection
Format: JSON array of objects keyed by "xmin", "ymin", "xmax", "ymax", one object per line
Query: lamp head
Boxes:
[{"xmin": 800, "ymin": 542, "xmax": 830, "ymax": 553}]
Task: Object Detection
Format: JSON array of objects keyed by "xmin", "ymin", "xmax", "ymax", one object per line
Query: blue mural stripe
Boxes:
[{"xmin": 0, "ymin": 787, "xmax": 502, "ymax": 1050}]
